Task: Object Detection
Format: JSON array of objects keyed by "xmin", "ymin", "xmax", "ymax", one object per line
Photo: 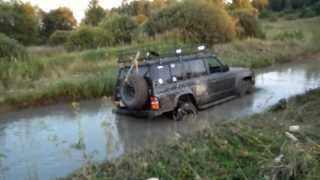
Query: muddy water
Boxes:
[{"xmin": 1, "ymin": 59, "xmax": 320, "ymax": 180}]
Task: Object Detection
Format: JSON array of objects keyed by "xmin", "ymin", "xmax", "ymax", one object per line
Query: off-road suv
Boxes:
[{"xmin": 114, "ymin": 46, "xmax": 255, "ymax": 120}]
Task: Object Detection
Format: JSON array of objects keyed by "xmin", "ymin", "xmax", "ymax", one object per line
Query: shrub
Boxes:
[
  {"xmin": 0, "ymin": 33, "xmax": 29, "ymax": 61},
  {"xmin": 99, "ymin": 14, "xmax": 138, "ymax": 45},
  {"xmin": 234, "ymin": 11, "xmax": 266, "ymax": 39},
  {"xmin": 65, "ymin": 26, "xmax": 112, "ymax": 51},
  {"xmin": 48, "ymin": 30, "xmax": 72, "ymax": 46},
  {"xmin": 314, "ymin": 2, "xmax": 320, "ymax": 15},
  {"xmin": 144, "ymin": 0, "xmax": 237, "ymax": 46},
  {"xmin": 299, "ymin": 8, "xmax": 317, "ymax": 18}
]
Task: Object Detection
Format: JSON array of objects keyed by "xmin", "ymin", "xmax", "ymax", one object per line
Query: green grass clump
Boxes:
[
  {"xmin": 69, "ymin": 88, "xmax": 320, "ymax": 180},
  {"xmin": 4, "ymin": 69, "xmax": 116, "ymax": 108}
]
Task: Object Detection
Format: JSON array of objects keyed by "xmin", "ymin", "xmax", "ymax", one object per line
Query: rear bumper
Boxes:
[{"xmin": 113, "ymin": 108, "xmax": 165, "ymax": 119}]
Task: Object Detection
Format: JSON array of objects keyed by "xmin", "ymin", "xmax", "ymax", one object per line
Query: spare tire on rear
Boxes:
[{"xmin": 120, "ymin": 74, "xmax": 148, "ymax": 110}]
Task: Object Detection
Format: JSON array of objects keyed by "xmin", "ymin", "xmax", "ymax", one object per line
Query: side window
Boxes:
[
  {"xmin": 156, "ymin": 64, "xmax": 171, "ymax": 85},
  {"xmin": 207, "ymin": 57, "xmax": 222, "ymax": 74},
  {"xmin": 170, "ymin": 62, "xmax": 183, "ymax": 81},
  {"xmin": 184, "ymin": 60, "xmax": 206, "ymax": 78}
]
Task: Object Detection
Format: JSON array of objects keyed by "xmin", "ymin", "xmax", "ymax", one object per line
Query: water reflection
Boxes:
[{"xmin": 0, "ymin": 59, "xmax": 320, "ymax": 180}]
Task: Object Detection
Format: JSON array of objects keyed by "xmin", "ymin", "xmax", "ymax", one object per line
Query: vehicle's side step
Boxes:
[{"xmin": 199, "ymin": 96, "xmax": 237, "ymax": 110}]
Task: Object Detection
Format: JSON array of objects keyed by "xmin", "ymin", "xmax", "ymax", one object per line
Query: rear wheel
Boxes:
[{"xmin": 173, "ymin": 100, "xmax": 197, "ymax": 121}]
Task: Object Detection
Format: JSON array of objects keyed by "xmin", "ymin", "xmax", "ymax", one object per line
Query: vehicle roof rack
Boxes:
[{"xmin": 117, "ymin": 45, "xmax": 213, "ymax": 65}]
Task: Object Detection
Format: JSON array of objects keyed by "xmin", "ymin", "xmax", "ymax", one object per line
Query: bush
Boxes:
[
  {"xmin": 0, "ymin": 33, "xmax": 29, "ymax": 61},
  {"xmin": 99, "ymin": 14, "xmax": 138, "ymax": 45},
  {"xmin": 314, "ymin": 2, "xmax": 320, "ymax": 15},
  {"xmin": 65, "ymin": 26, "xmax": 112, "ymax": 51},
  {"xmin": 234, "ymin": 12, "xmax": 266, "ymax": 39},
  {"xmin": 299, "ymin": 8, "xmax": 317, "ymax": 18},
  {"xmin": 48, "ymin": 30, "xmax": 72, "ymax": 46},
  {"xmin": 144, "ymin": 0, "xmax": 237, "ymax": 46}
]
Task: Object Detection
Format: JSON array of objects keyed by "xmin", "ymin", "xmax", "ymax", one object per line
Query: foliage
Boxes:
[
  {"xmin": 252, "ymin": 0, "xmax": 269, "ymax": 11},
  {"xmin": 144, "ymin": 0, "xmax": 237, "ymax": 46},
  {"xmin": 268, "ymin": 0, "xmax": 287, "ymax": 11},
  {"xmin": 235, "ymin": 12, "xmax": 266, "ymax": 39},
  {"xmin": 268, "ymin": 0, "xmax": 320, "ymax": 12},
  {"xmin": 83, "ymin": 0, "xmax": 106, "ymax": 26},
  {"xmin": 48, "ymin": 30, "xmax": 72, "ymax": 46},
  {"xmin": 65, "ymin": 26, "xmax": 111, "ymax": 51},
  {"xmin": 299, "ymin": 7, "xmax": 317, "ymax": 18},
  {"xmin": 114, "ymin": 0, "xmax": 152, "ymax": 17},
  {"xmin": 99, "ymin": 14, "xmax": 138, "ymax": 45},
  {"xmin": 0, "ymin": 33, "xmax": 29, "ymax": 62},
  {"xmin": 0, "ymin": 1, "xmax": 40, "ymax": 45},
  {"xmin": 231, "ymin": 0, "xmax": 258, "ymax": 16},
  {"xmin": 41, "ymin": 7, "xmax": 77, "ymax": 38}
]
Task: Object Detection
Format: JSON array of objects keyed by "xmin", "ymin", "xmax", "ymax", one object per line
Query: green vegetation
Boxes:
[
  {"xmin": 0, "ymin": 33, "xmax": 29, "ymax": 62},
  {"xmin": 144, "ymin": 0, "xmax": 237, "ymax": 45},
  {"xmin": 0, "ymin": 1, "xmax": 40, "ymax": 45},
  {"xmin": 215, "ymin": 17, "xmax": 320, "ymax": 68},
  {"xmin": 69, "ymin": 88, "xmax": 320, "ymax": 180},
  {"xmin": 48, "ymin": 30, "xmax": 72, "ymax": 46}
]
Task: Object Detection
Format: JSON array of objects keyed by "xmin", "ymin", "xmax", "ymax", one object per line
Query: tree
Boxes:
[
  {"xmin": 99, "ymin": 14, "xmax": 138, "ymax": 44},
  {"xmin": 83, "ymin": 0, "xmax": 106, "ymax": 26},
  {"xmin": 145, "ymin": 0, "xmax": 237, "ymax": 45},
  {"xmin": 231, "ymin": 0, "xmax": 258, "ymax": 16},
  {"xmin": 268, "ymin": 0, "xmax": 286, "ymax": 11},
  {"xmin": 0, "ymin": 1, "xmax": 40, "ymax": 44},
  {"xmin": 252, "ymin": 0, "xmax": 269, "ymax": 11},
  {"xmin": 42, "ymin": 7, "xmax": 77, "ymax": 38}
]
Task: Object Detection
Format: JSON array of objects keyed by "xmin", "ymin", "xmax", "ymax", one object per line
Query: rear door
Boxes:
[{"xmin": 206, "ymin": 57, "xmax": 236, "ymax": 101}]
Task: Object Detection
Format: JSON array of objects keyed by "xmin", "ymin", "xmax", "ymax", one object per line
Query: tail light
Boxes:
[{"xmin": 150, "ymin": 96, "xmax": 160, "ymax": 111}]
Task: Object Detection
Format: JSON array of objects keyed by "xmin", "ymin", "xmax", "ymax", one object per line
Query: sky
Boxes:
[{"xmin": 22, "ymin": 0, "xmax": 123, "ymax": 22}]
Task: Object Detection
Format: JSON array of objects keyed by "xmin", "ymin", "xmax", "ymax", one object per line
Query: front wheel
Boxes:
[
  {"xmin": 173, "ymin": 101, "xmax": 197, "ymax": 121},
  {"xmin": 238, "ymin": 80, "xmax": 254, "ymax": 97}
]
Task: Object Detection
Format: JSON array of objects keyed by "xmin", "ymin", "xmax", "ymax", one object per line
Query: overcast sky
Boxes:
[{"xmin": 22, "ymin": 0, "xmax": 123, "ymax": 22}]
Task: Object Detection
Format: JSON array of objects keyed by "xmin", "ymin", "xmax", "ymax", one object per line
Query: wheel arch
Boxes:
[{"xmin": 174, "ymin": 93, "xmax": 198, "ymax": 109}]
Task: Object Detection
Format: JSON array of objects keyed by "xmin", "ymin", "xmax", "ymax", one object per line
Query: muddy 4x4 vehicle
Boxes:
[{"xmin": 114, "ymin": 46, "xmax": 255, "ymax": 120}]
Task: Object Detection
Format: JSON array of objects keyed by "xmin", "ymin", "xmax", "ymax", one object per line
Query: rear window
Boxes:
[{"xmin": 155, "ymin": 64, "xmax": 171, "ymax": 85}]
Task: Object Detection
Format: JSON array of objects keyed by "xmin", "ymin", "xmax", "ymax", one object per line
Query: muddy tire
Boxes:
[
  {"xmin": 173, "ymin": 100, "xmax": 197, "ymax": 121},
  {"xmin": 120, "ymin": 74, "xmax": 148, "ymax": 109},
  {"xmin": 238, "ymin": 80, "xmax": 253, "ymax": 97}
]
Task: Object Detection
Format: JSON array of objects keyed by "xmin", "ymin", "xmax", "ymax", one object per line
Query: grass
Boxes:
[
  {"xmin": 215, "ymin": 17, "xmax": 320, "ymax": 68},
  {"xmin": 68, "ymin": 88, "xmax": 320, "ymax": 180},
  {"xmin": 1, "ymin": 17, "xmax": 320, "ymax": 111}
]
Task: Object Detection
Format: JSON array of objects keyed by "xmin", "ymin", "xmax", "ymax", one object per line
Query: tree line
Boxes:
[{"xmin": 1, "ymin": 0, "xmax": 319, "ymax": 56}]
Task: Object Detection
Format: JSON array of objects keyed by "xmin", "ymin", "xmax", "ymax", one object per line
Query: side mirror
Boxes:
[{"xmin": 221, "ymin": 65, "xmax": 229, "ymax": 72}]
